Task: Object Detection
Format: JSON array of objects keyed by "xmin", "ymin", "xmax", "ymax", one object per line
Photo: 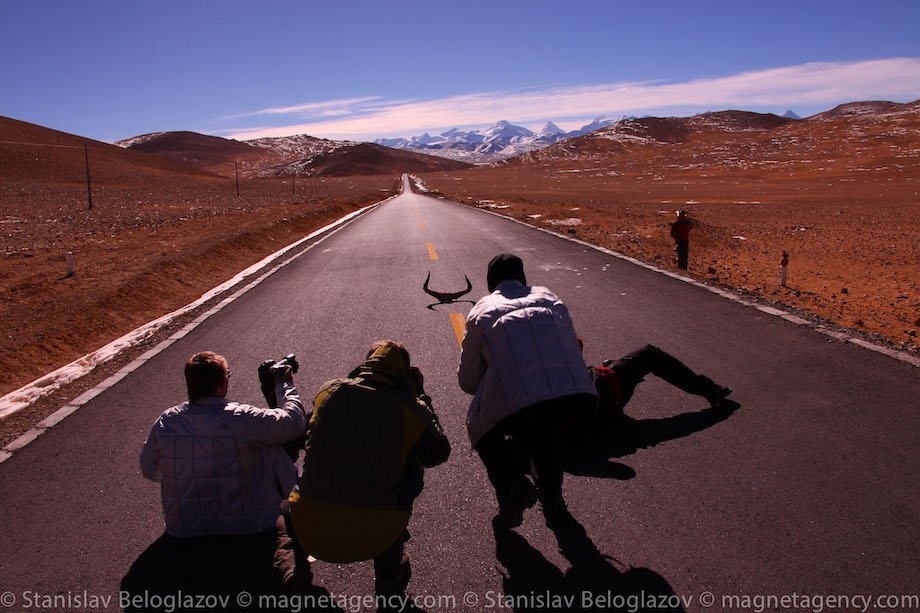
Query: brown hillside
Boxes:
[
  {"xmin": 422, "ymin": 100, "xmax": 920, "ymax": 349},
  {"xmin": 811, "ymin": 100, "xmax": 914, "ymax": 120},
  {"xmin": 0, "ymin": 117, "xmax": 217, "ymax": 185},
  {"xmin": 118, "ymin": 130, "xmax": 473, "ymax": 178},
  {"xmin": 285, "ymin": 142, "xmax": 474, "ymax": 177},
  {"xmin": 115, "ymin": 131, "xmax": 283, "ymax": 177}
]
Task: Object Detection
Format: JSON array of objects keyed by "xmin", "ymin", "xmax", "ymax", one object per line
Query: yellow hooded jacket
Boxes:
[{"xmin": 290, "ymin": 344, "xmax": 450, "ymax": 563}]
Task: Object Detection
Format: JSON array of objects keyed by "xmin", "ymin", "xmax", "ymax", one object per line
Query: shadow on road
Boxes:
[
  {"xmin": 563, "ymin": 401, "xmax": 741, "ymax": 478},
  {"xmin": 121, "ymin": 532, "xmax": 343, "ymax": 612},
  {"xmin": 425, "ymin": 300, "xmax": 475, "ymax": 311},
  {"xmin": 495, "ymin": 512, "xmax": 684, "ymax": 613}
]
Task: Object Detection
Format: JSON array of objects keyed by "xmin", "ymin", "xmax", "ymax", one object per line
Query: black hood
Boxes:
[{"xmin": 487, "ymin": 253, "xmax": 526, "ymax": 292}]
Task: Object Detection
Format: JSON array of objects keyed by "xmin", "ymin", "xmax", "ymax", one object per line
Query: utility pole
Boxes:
[
  {"xmin": 83, "ymin": 144, "xmax": 93, "ymax": 210},
  {"xmin": 235, "ymin": 160, "xmax": 240, "ymax": 197}
]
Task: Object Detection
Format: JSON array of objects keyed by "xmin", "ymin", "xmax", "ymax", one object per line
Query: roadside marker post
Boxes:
[{"xmin": 83, "ymin": 144, "xmax": 93, "ymax": 210}]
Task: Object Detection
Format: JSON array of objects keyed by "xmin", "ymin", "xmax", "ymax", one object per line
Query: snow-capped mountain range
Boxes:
[{"xmin": 375, "ymin": 117, "xmax": 624, "ymax": 163}]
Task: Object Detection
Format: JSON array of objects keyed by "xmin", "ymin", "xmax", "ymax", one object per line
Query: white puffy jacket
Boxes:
[
  {"xmin": 140, "ymin": 382, "xmax": 306, "ymax": 537},
  {"xmin": 458, "ymin": 280, "xmax": 597, "ymax": 446}
]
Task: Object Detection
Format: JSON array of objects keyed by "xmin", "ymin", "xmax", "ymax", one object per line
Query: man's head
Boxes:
[
  {"xmin": 487, "ymin": 253, "xmax": 527, "ymax": 292},
  {"xmin": 185, "ymin": 351, "xmax": 229, "ymax": 403},
  {"xmin": 366, "ymin": 340, "xmax": 410, "ymax": 370},
  {"xmin": 364, "ymin": 340, "xmax": 425, "ymax": 394},
  {"xmin": 676, "ymin": 209, "xmax": 687, "ymax": 219}
]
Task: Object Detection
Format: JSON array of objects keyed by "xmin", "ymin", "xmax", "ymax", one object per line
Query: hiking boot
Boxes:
[
  {"xmin": 492, "ymin": 481, "xmax": 539, "ymax": 531},
  {"xmin": 704, "ymin": 384, "xmax": 733, "ymax": 407}
]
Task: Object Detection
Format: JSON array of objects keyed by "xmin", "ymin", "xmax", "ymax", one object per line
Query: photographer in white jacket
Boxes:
[{"xmin": 459, "ymin": 254, "xmax": 597, "ymax": 530}]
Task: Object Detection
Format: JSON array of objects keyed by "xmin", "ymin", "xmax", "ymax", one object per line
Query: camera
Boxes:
[{"xmin": 258, "ymin": 354, "xmax": 299, "ymax": 408}]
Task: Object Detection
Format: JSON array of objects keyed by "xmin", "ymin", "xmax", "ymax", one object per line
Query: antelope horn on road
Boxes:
[{"xmin": 423, "ymin": 271, "xmax": 473, "ymax": 303}]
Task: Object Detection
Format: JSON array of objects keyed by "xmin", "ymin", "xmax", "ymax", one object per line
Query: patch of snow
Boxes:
[
  {"xmin": 544, "ymin": 218, "xmax": 583, "ymax": 226},
  {"xmin": 408, "ymin": 174, "xmax": 429, "ymax": 192},
  {"xmin": 114, "ymin": 132, "xmax": 167, "ymax": 148}
]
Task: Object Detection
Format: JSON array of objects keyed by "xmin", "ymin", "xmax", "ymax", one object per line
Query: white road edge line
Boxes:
[
  {"xmin": 454, "ymin": 199, "xmax": 920, "ymax": 370},
  {"xmin": 0, "ymin": 194, "xmax": 397, "ymax": 463}
]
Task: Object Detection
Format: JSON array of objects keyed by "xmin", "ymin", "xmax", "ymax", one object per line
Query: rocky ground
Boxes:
[{"xmin": 419, "ymin": 163, "xmax": 919, "ymax": 353}]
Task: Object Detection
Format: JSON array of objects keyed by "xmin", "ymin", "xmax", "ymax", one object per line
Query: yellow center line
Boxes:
[
  {"xmin": 426, "ymin": 242, "xmax": 438, "ymax": 260},
  {"xmin": 449, "ymin": 313, "xmax": 466, "ymax": 348}
]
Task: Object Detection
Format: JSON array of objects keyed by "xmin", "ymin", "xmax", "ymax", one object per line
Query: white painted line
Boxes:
[
  {"xmin": 848, "ymin": 339, "xmax": 920, "ymax": 368},
  {"xmin": 0, "ymin": 191, "xmax": 401, "ymax": 462},
  {"xmin": 4, "ymin": 428, "xmax": 46, "ymax": 452},
  {"xmin": 138, "ymin": 346, "xmax": 172, "ymax": 361},
  {"xmin": 70, "ymin": 388, "xmax": 101, "ymax": 407},
  {"xmin": 35, "ymin": 404, "xmax": 82, "ymax": 429},
  {"xmin": 815, "ymin": 326, "xmax": 851, "ymax": 342},
  {"xmin": 452, "ymin": 198, "xmax": 920, "ymax": 369},
  {"xmin": 757, "ymin": 306, "xmax": 789, "ymax": 317}
]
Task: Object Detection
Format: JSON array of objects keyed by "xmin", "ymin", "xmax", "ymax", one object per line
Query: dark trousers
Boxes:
[
  {"xmin": 374, "ymin": 530, "xmax": 411, "ymax": 596},
  {"xmin": 675, "ymin": 240, "xmax": 689, "ymax": 269},
  {"xmin": 274, "ymin": 514, "xmax": 313, "ymax": 594},
  {"xmin": 475, "ymin": 394, "xmax": 596, "ymax": 509},
  {"xmin": 607, "ymin": 344, "xmax": 716, "ymax": 410}
]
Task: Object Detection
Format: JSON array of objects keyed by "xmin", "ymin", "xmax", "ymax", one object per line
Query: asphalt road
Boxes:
[{"xmin": 1, "ymin": 176, "xmax": 918, "ymax": 612}]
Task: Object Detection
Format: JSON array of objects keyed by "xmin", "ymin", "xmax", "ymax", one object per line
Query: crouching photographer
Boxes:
[
  {"xmin": 132, "ymin": 351, "xmax": 308, "ymax": 606},
  {"xmin": 288, "ymin": 340, "xmax": 451, "ymax": 610}
]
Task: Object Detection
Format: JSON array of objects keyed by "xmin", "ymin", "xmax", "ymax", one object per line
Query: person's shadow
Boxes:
[
  {"xmin": 563, "ymin": 401, "xmax": 741, "ymax": 478},
  {"xmin": 121, "ymin": 532, "xmax": 344, "ymax": 612},
  {"xmin": 495, "ymin": 512, "xmax": 684, "ymax": 612}
]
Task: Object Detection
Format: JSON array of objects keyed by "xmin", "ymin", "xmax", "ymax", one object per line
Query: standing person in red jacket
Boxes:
[{"xmin": 670, "ymin": 209, "xmax": 694, "ymax": 270}]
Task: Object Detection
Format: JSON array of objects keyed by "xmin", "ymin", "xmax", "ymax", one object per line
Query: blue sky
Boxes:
[{"xmin": 1, "ymin": 0, "xmax": 918, "ymax": 143}]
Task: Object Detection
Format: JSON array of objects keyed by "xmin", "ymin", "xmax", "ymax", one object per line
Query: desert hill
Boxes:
[
  {"xmin": 269, "ymin": 142, "xmax": 473, "ymax": 177},
  {"xmin": 117, "ymin": 130, "xmax": 473, "ymax": 178},
  {"xmin": 810, "ymin": 100, "xmax": 911, "ymax": 120},
  {"xmin": 516, "ymin": 101, "xmax": 920, "ymax": 172},
  {"xmin": 0, "ymin": 116, "xmax": 217, "ymax": 186},
  {"xmin": 114, "ymin": 131, "xmax": 280, "ymax": 177}
]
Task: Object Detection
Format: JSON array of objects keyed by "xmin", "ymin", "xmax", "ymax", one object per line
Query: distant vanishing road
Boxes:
[{"xmin": 1, "ymin": 175, "xmax": 918, "ymax": 612}]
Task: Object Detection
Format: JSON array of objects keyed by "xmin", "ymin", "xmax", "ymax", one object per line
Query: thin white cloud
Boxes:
[
  {"xmin": 218, "ymin": 96, "xmax": 382, "ymax": 120},
  {"xmin": 220, "ymin": 58, "xmax": 920, "ymax": 141}
]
